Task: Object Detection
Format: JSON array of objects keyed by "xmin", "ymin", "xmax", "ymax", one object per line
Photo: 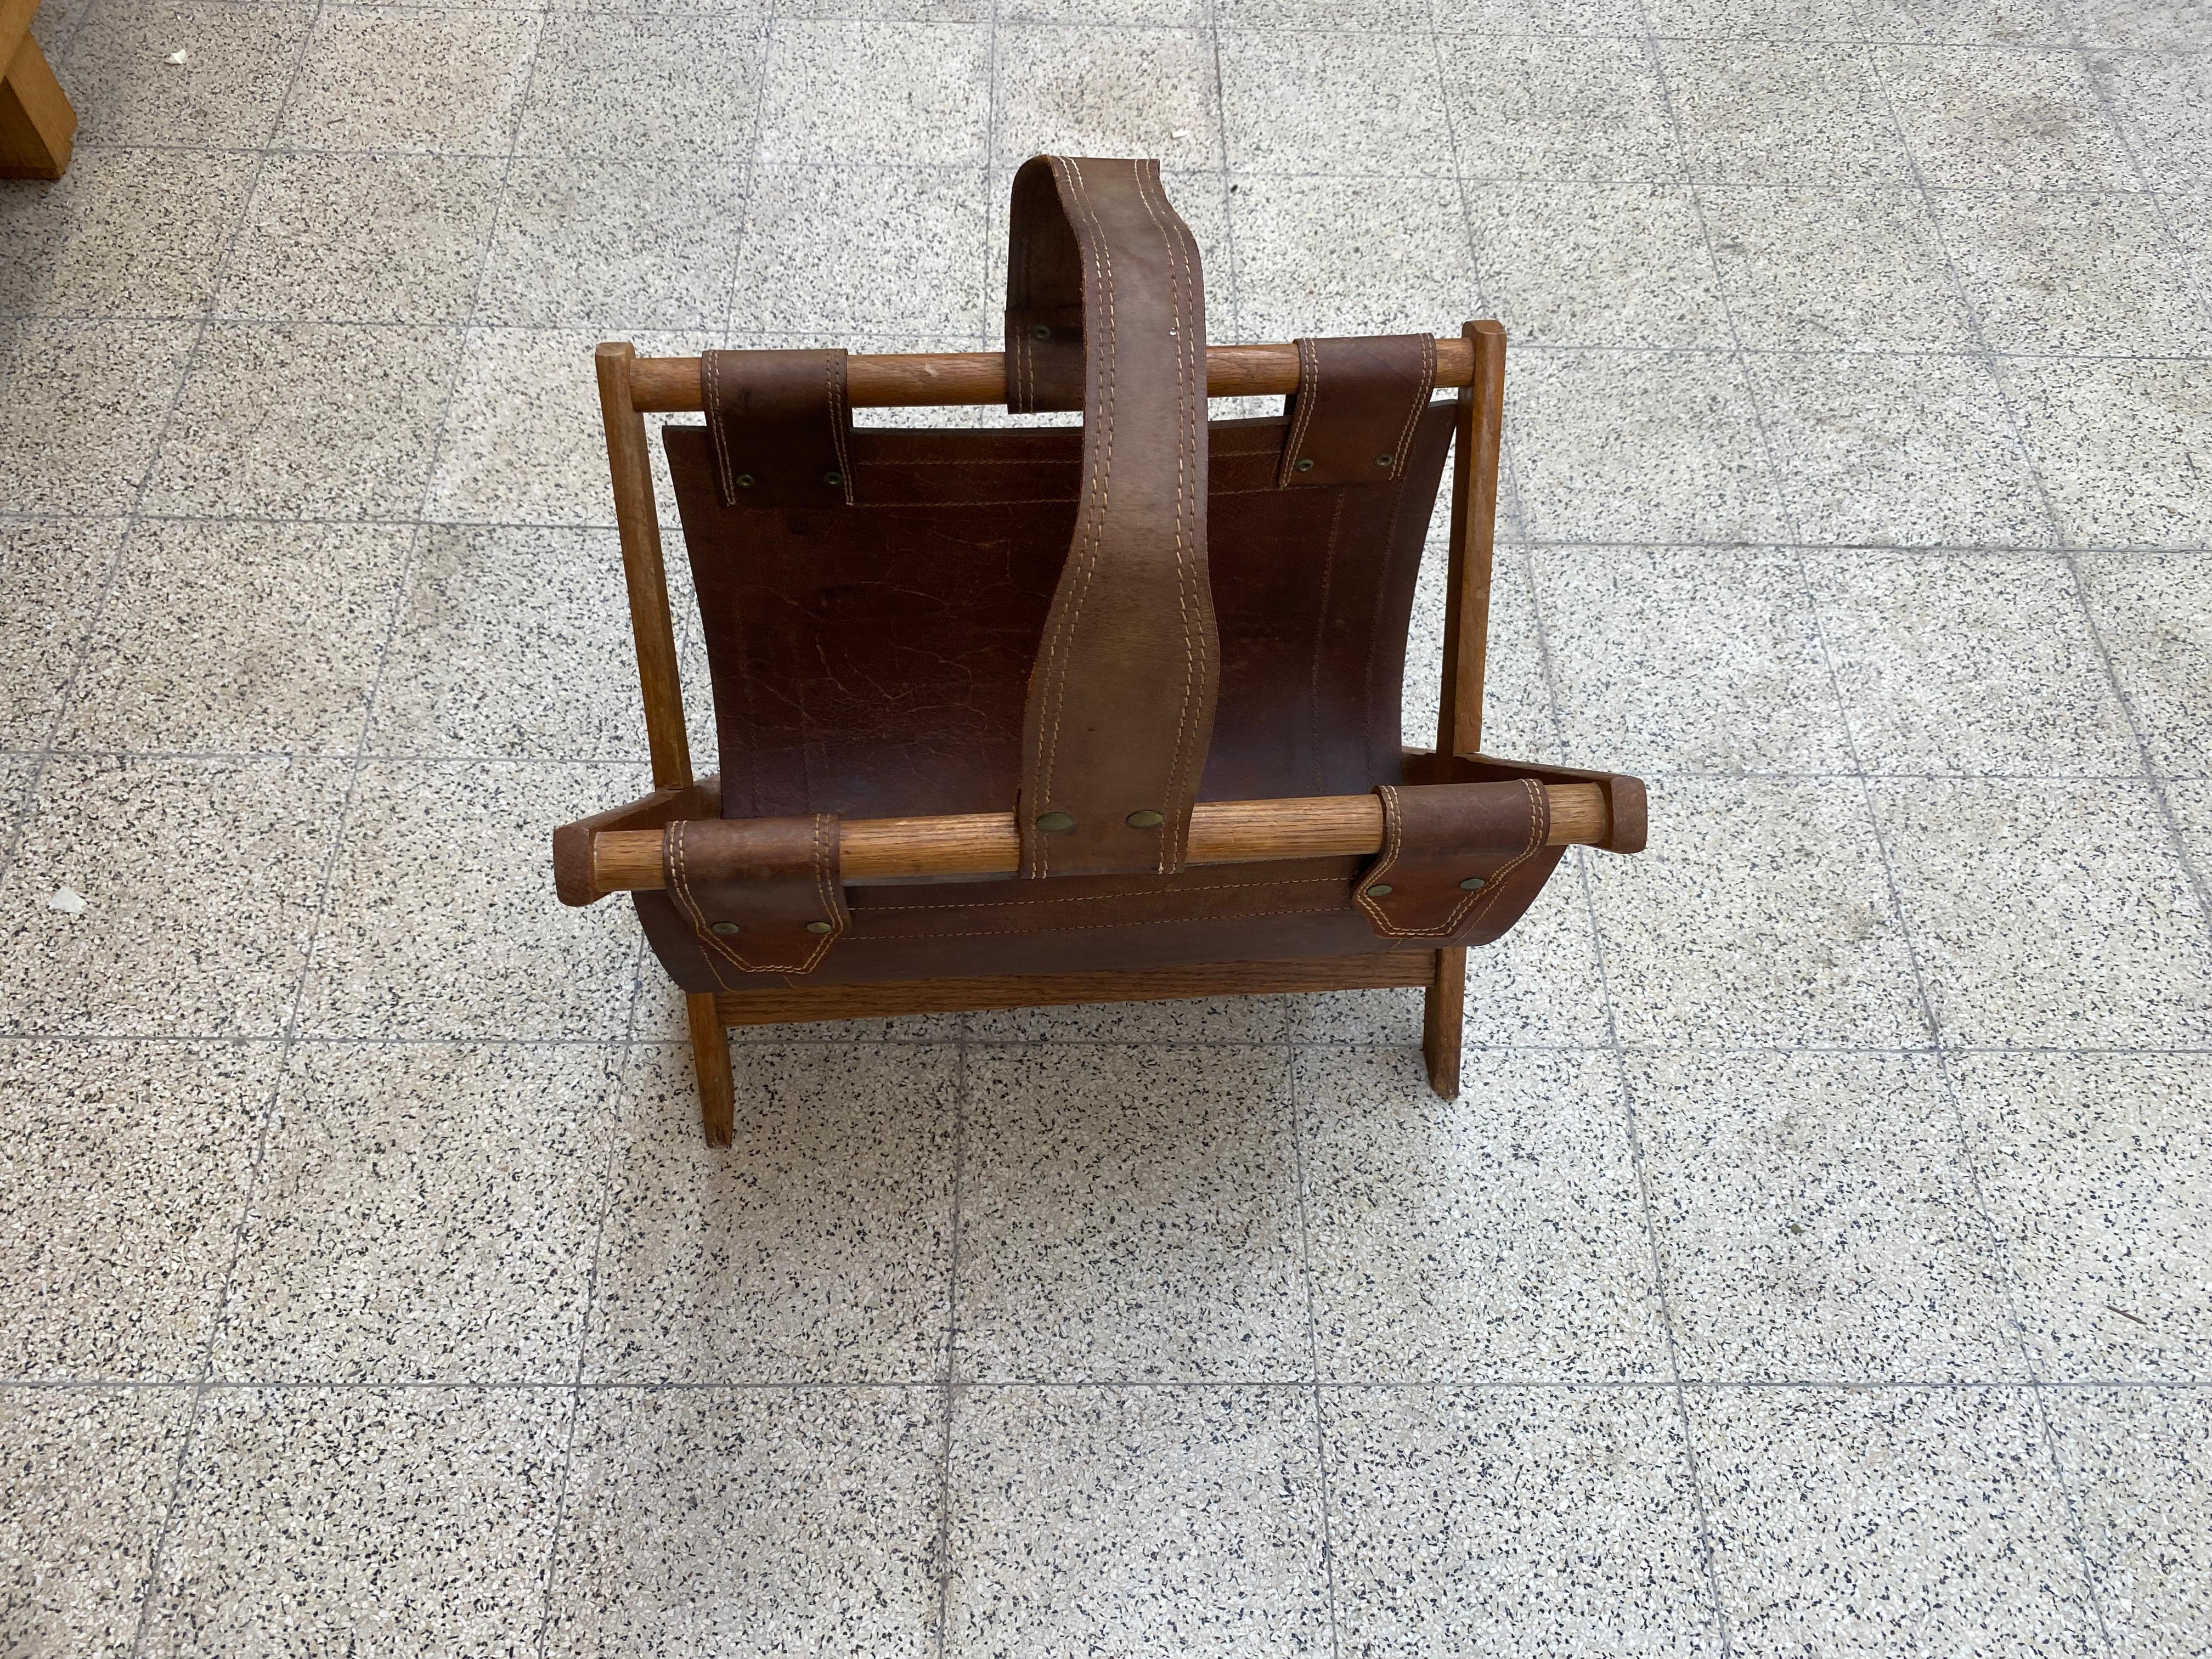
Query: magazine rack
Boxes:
[{"xmin": 555, "ymin": 157, "xmax": 1645, "ymax": 1144}]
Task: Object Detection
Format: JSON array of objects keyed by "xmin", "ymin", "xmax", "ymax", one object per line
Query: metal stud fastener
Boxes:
[
  {"xmin": 1036, "ymin": 811, "xmax": 1076, "ymax": 834},
  {"xmin": 1458, "ymin": 876, "xmax": 1487, "ymax": 891},
  {"xmin": 1294, "ymin": 458, "xmax": 1315, "ymax": 472},
  {"xmin": 1373, "ymin": 453, "xmax": 1393, "ymax": 468},
  {"xmin": 823, "ymin": 471, "xmax": 843, "ymax": 487},
  {"xmin": 735, "ymin": 474, "xmax": 755, "ymax": 488},
  {"xmin": 1125, "ymin": 809, "xmax": 1165, "ymax": 829},
  {"xmin": 805, "ymin": 920, "xmax": 833, "ymax": 934},
  {"xmin": 709, "ymin": 921, "xmax": 742, "ymax": 935},
  {"xmin": 1030, "ymin": 324, "xmax": 1052, "ymax": 340},
  {"xmin": 1365, "ymin": 883, "xmax": 1393, "ymax": 898}
]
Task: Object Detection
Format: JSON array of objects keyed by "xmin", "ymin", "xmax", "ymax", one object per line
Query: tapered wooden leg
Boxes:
[
  {"xmin": 1423, "ymin": 948, "xmax": 1465, "ymax": 1098},
  {"xmin": 685, "ymin": 992, "xmax": 735, "ymax": 1147},
  {"xmin": 1, "ymin": 32, "xmax": 76, "ymax": 180}
]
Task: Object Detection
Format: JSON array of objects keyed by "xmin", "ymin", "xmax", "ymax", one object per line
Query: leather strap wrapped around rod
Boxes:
[
  {"xmin": 1356, "ymin": 780, "xmax": 1555, "ymax": 944},
  {"xmin": 1003, "ymin": 155, "xmax": 1218, "ymax": 878},
  {"xmin": 663, "ymin": 814, "xmax": 849, "ymax": 978},
  {"xmin": 701, "ymin": 348, "xmax": 856, "ymax": 509}
]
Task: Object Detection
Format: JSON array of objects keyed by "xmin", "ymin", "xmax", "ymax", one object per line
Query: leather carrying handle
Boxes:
[{"xmin": 1004, "ymin": 156, "xmax": 1220, "ymax": 880}]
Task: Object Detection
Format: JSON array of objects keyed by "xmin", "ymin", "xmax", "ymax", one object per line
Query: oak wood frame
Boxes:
[
  {"xmin": 0, "ymin": 0, "xmax": 74, "ymax": 180},
  {"xmin": 592, "ymin": 323, "xmax": 1509, "ymax": 1145}
]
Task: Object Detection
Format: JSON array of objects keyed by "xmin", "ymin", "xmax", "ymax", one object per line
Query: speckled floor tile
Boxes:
[
  {"xmin": 1505, "ymin": 349, "xmax": 1788, "ymax": 546},
  {"xmin": 1699, "ymin": 185, "xmax": 1979, "ymax": 351},
  {"xmin": 1661, "ymin": 42, "xmax": 1915, "ymax": 184},
  {"xmin": 297, "ymin": 760, "xmax": 642, "ymax": 1040},
  {"xmin": 2076, "ymin": 552, "xmax": 2212, "ymax": 777},
  {"xmin": 729, "ymin": 166, "xmax": 989, "ymax": 334},
  {"xmin": 1805, "ymin": 552, "xmax": 2138, "ymax": 775},
  {"xmin": 1951, "ymin": 1052, "xmax": 2211, "ymax": 1381},
  {"xmin": 1644, "ymin": 0, "xmax": 1857, "ymax": 35},
  {"xmin": 586, "ymin": 1042, "xmax": 955, "ymax": 1383},
  {"xmin": 1227, "ymin": 173, "xmax": 1485, "ymax": 342},
  {"xmin": 1325, "ymin": 1386, "xmax": 1719, "ymax": 1656},
  {"xmin": 0, "ymin": 1041, "xmax": 275, "ymax": 1380},
  {"xmin": 968, "ymin": 992, "xmax": 1290, "ymax": 1043},
  {"xmin": 0, "ymin": 756, "xmax": 349, "ymax": 1037},
  {"xmin": 1689, "ymin": 1386, "xmax": 2101, "ymax": 1656},
  {"xmin": 2001, "ymin": 357, "xmax": 2212, "ymax": 549},
  {"xmin": 1441, "ymin": 36, "xmax": 1683, "ymax": 182},
  {"xmin": 425, "ymin": 326, "xmax": 710, "ymax": 526},
  {"xmin": 61, "ymin": 1, "xmax": 313, "ymax": 147},
  {"xmin": 0, "ymin": 518, "xmax": 121, "ymax": 746},
  {"xmin": 477, "ymin": 157, "xmax": 742, "ymax": 330},
  {"xmin": 543, "ymin": 1386, "xmax": 940, "ymax": 1657},
  {"xmin": 944, "ymin": 1386, "xmax": 1331, "ymax": 1658},
  {"xmin": 1529, "ymin": 545, "xmax": 1856, "ymax": 777},
  {"xmin": 1853, "ymin": 0, "xmax": 2069, "ymax": 41},
  {"xmin": 1753, "ymin": 351, "xmax": 2054, "ymax": 548},
  {"xmin": 1872, "ymin": 778, "xmax": 2212, "ymax": 1047},
  {"xmin": 1212, "ymin": 0, "xmax": 1423, "ymax": 25},
  {"xmin": 370, "ymin": 525, "xmax": 650, "ymax": 760},
  {"xmin": 517, "ymin": 13, "xmax": 770, "ymax": 162},
  {"xmin": 2049, "ymin": 1388, "xmax": 2212, "ymax": 1653},
  {"xmin": 1932, "ymin": 189, "xmax": 2212, "ymax": 356},
  {"xmin": 217, "ymin": 154, "xmax": 506, "ymax": 325},
  {"xmin": 1220, "ymin": 30, "xmax": 1454, "ymax": 177},
  {"xmin": 57, "ymin": 520, "xmax": 411, "ymax": 754},
  {"xmin": 1631, "ymin": 1050, "xmax": 2021, "ymax": 1382},
  {"xmin": 0, "ymin": 321, "xmax": 198, "ymax": 515},
  {"xmin": 994, "ymin": 27, "xmax": 1221, "ymax": 170},
  {"xmin": 1583, "ymin": 778, "xmax": 1932, "ymax": 1049},
  {"xmin": 1876, "ymin": 43, "xmax": 2140, "ymax": 188},
  {"xmin": 2092, "ymin": 48, "xmax": 2212, "ymax": 191},
  {"xmin": 0, "ymin": 148, "xmax": 255, "ymax": 319},
  {"xmin": 139, "ymin": 1386, "xmax": 571, "ymax": 1659},
  {"xmin": 957, "ymin": 1045, "xmax": 1306, "ymax": 1381},
  {"xmin": 1466, "ymin": 183, "xmax": 1732, "ymax": 349},
  {"xmin": 212, "ymin": 1043, "xmax": 619, "ymax": 1383},
  {"xmin": 0, "ymin": 1386, "xmax": 192, "ymax": 1659},
  {"xmin": 756, "ymin": 20, "xmax": 990, "ymax": 165},
  {"xmin": 1288, "ymin": 869, "xmax": 1615, "ymax": 1048},
  {"xmin": 274, "ymin": 6, "xmax": 542, "ymax": 155},
  {"xmin": 1298, "ymin": 1046, "xmax": 1668, "ymax": 1381},
  {"xmin": 142, "ymin": 324, "xmax": 466, "ymax": 521}
]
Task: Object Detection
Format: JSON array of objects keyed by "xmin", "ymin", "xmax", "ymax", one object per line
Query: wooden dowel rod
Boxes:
[
  {"xmin": 590, "ymin": 782, "xmax": 1608, "ymax": 895},
  {"xmin": 624, "ymin": 336, "xmax": 1483, "ymax": 414}
]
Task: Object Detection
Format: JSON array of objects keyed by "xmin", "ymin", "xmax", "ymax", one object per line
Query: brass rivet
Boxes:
[
  {"xmin": 1374, "ymin": 453, "xmax": 1393, "ymax": 467},
  {"xmin": 709, "ymin": 921, "xmax": 742, "ymax": 935},
  {"xmin": 822, "ymin": 471, "xmax": 843, "ymax": 487},
  {"xmin": 1125, "ymin": 809, "xmax": 1165, "ymax": 829},
  {"xmin": 1036, "ymin": 811, "xmax": 1076, "ymax": 834},
  {"xmin": 1458, "ymin": 876, "xmax": 1487, "ymax": 891},
  {"xmin": 1030, "ymin": 324, "xmax": 1052, "ymax": 340},
  {"xmin": 805, "ymin": 920, "xmax": 833, "ymax": 934},
  {"xmin": 735, "ymin": 473, "xmax": 755, "ymax": 488},
  {"xmin": 1294, "ymin": 458, "xmax": 1314, "ymax": 472},
  {"xmin": 1365, "ymin": 883, "xmax": 1393, "ymax": 898}
]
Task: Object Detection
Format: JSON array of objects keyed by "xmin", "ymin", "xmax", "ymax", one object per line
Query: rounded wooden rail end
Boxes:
[{"xmin": 589, "ymin": 782, "xmax": 1610, "ymax": 899}]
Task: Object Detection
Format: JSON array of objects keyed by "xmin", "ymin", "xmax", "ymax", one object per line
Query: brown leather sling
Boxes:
[{"xmin": 633, "ymin": 158, "xmax": 1632, "ymax": 994}]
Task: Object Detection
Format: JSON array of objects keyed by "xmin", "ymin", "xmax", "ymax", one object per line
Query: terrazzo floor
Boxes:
[{"xmin": 3, "ymin": 0, "xmax": 2209, "ymax": 1650}]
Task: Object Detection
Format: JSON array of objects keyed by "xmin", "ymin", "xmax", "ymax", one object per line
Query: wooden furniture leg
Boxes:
[
  {"xmin": 686, "ymin": 992, "xmax": 735, "ymax": 1148},
  {"xmin": 1423, "ymin": 319, "xmax": 1507, "ymax": 1098},
  {"xmin": 0, "ymin": 6, "xmax": 75, "ymax": 181}
]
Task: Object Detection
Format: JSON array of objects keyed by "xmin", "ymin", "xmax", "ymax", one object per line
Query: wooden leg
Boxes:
[
  {"xmin": 1, "ymin": 32, "xmax": 76, "ymax": 181},
  {"xmin": 685, "ymin": 992, "xmax": 735, "ymax": 1148},
  {"xmin": 1423, "ymin": 948, "xmax": 1465, "ymax": 1099}
]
